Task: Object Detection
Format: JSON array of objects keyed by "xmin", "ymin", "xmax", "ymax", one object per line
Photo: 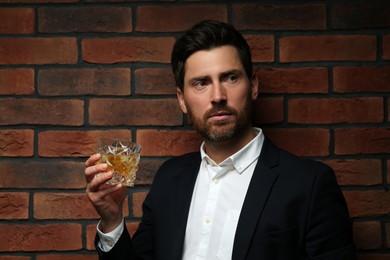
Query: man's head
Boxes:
[
  {"xmin": 171, "ymin": 20, "xmax": 253, "ymax": 91},
  {"xmin": 172, "ymin": 20, "xmax": 258, "ymax": 143}
]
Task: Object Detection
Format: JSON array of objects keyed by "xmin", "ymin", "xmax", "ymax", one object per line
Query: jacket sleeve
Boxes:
[
  {"xmin": 305, "ymin": 167, "xmax": 356, "ymax": 260},
  {"xmin": 94, "ymin": 189, "xmax": 156, "ymax": 260},
  {"xmin": 95, "ymin": 221, "xmax": 136, "ymax": 260}
]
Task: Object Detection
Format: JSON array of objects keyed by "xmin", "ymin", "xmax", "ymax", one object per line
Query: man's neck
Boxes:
[{"xmin": 203, "ymin": 127, "xmax": 257, "ymax": 164}]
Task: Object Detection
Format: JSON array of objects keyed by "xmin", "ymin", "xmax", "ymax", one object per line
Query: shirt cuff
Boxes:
[{"xmin": 96, "ymin": 218, "xmax": 125, "ymax": 252}]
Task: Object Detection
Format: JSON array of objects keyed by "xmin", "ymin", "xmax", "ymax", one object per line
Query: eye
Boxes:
[
  {"xmin": 193, "ymin": 80, "xmax": 208, "ymax": 89},
  {"xmin": 225, "ymin": 74, "xmax": 238, "ymax": 83}
]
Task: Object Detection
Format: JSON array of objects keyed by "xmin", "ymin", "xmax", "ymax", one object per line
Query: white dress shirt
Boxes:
[
  {"xmin": 182, "ymin": 128, "xmax": 264, "ymax": 260},
  {"xmin": 98, "ymin": 128, "xmax": 264, "ymax": 259}
]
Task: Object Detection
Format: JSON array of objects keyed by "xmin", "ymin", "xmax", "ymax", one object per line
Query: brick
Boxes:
[
  {"xmin": 82, "ymin": 37, "xmax": 175, "ymax": 64},
  {"xmin": 89, "ymin": 98, "xmax": 182, "ymax": 126},
  {"xmin": 0, "ymin": 8, "xmax": 34, "ymax": 34},
  {"xmin": 134, "ymin": 68, "xmax": 175, "ymax": 95},
  {"xmin": 288, "ymin": 97, "xmax": 383, "ymax": 124},
  {"xmin": 136, "ymin": 5, "xmax": 227, "ymax": 32},
  {"xmin": 38, "ymin": 130, "xmax": 131, "ymax": 157},
  {"xmin": 335, "ymin": 128, "xmax": 390, "ymax": 155},
  {"xmin": 37, "ymin": 255, "xmax": 98, "ymax": 260},
  {"xmin": 0, "ymin": 130, "xmax": 34, "ymax": 157},
  {"xmin": 86, "ymin": 222, "xmax": 139, "ymax": 250},
  {"xmin": 332, "ymin": 3, "xmax": 390, "ymax": 29},
  {"xmin": 279, "ymin": 35, "xmax": 376, "ymax": 62},
  {"xmin": 38, "ymin": 68, "xmax": 131, "ymax": 96},
  {"xmin": 0, "ymin": 69, "xmax": 34, "ymax": 95},
  {"xmin": 0, "ymin": 38, "xmax": 77, "ymax": 65},
  {"xmin": 135, "ymin": 158, "xmax": 164, "ymax": 186},
  {"xmin": 344, "ymin": 190, "xmax": 390, "ymax": 217},
  {"xmin": 264, "ymin": 128, "xmax": 330, "ymax": 157},
  {"xmin": 132, "ymin": 191, "xmax": 148, "ymax": 218},
  {"xmin": 34, "ymin": 193, "xmax": 97, "ymax": 220},
  {"xmin": 86, "ymin": 224, "xmax": 98, "ymax": 250},
  {"xmin": 353, "ymin": 221, "xmax": 382, "ymax": 249},
  {"xmin": 233, "ymin": 4, "xmax": 326, "ymax": 30},
  {"xmin": 0, "ymin": 160, "xmax": 85, "ymax": 189},
  {"xmin": 252, "ymin": 97, "xmax": 284, "ymax": 125},
  {"xmin": 0, "ymin": 98, "xmax": 83, "ymax": 126},
  {"xmin": 384, "ymin": 35, "xmax": 390, "ymax": 60},
  {"xmin": 334, "ymin": 66, "xmax": 390, "ymax": 93},
  {"xmin": 34, "ymin": 192, "xmax": 129, "ymax": 219},
  {"xmin": 323, "ymin": 159, "xmax": 382, "ymax": 186},
  {"xmin": 386, "ymin": 223, "xmax": 390, "ymax": 248},
  {"xmin": 254, "ymin": 67, "xmax": 328, "ymax": 94},
  {"xmin": 0, "ymin": 223, "xmax": 81, "ymax": 251},
  {"xmin": 388, "ymin": 161, "xmax": 390, "ymax": 184},
  {"xmin": 126, "ymin": 222, "xmax": 140, "ymax": 238},
  {"xmin": 0, "ymin": 192, "xmax": 29, "ymax": 219},
  {"xmin": 39, "ymin": 7, "xmax": 131, "ymax": 33},
  {"xmin": 137, "ymin": 130, "xmax": 203, "ymax": 157},
  {"xmin": 244, "ymin": 35, "xmax": 274, "ymax": 63}
]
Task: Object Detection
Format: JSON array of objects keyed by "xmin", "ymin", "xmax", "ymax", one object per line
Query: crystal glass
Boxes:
[{"xmin": 97, "ymin": 138, "xmax": 141, "ymax": 187}]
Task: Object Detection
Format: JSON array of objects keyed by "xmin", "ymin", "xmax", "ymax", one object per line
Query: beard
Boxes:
[{"xmin": 186, "ymin": 93, "xmax": 253, "ymax": 142}]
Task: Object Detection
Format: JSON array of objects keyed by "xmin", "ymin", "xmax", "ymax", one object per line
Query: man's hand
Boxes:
[{"xmin": 85, "ymin": 153, "xmax": 127, "ymax": 233}]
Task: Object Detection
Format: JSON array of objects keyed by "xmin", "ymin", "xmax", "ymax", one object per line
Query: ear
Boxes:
[
  {"xmin": 250, "ymin": 75, "xmax": 259, "ymax": 100},
  {"xmin": 176, "ymin": 87, "xmax": 188, "ymax": 114}
]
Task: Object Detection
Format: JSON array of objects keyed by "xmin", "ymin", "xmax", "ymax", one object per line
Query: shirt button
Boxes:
[
  {"xmin": 205, "ymin": 217, "xmax": 211, "ymax": 224},
  {"xmin": 105, "ymin": 239, "xmax": 114, "ymax": 247},
  {"xmin": 213, "ymin": 179, "xmax": 219, "ymax": 184}
]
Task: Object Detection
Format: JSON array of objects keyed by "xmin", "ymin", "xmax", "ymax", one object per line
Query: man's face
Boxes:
[{"xmin": 177, "ymin": 45, "xmax": 258, "ymax": 142}]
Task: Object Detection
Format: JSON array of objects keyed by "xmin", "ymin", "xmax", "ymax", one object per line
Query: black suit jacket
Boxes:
[{"xmin": 96, "ymin": 137, "xmax": 355, "ymax": 259}]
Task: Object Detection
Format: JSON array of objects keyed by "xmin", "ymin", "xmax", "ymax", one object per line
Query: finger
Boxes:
[
  {"xmin": 85, "ymin": 163, "xmax": 107, "ymax": 183},
  {"xmin": 86, "ymin": 182, "xmax": 123, "ymax": 208},
  {"xmin": 85, "ymin": 153, "xmax": 100, "ymax": 168},
  {"xmin": 90, "ymin": 183, "xmax": 123, "ymax": 204},
  {"xmin": 88, "ymin": 171, "xmax": 113, "ymax": 192}
]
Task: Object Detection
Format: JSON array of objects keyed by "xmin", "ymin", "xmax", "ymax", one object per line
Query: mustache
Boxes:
[{"xmin": 204, "ymin": 104, "xmax": 238, "ymax": 119}]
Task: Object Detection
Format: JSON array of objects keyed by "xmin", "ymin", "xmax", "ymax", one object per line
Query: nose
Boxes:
[{"xmin": 210, "ymin": 82, "xmax": 227, "ymax": 104}]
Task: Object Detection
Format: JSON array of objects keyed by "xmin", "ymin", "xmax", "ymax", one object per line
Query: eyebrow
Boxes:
[
  {"xmin": 187, "ymin": 69, "xmax": 244, "ymax": 83},
  {"xmin": 219, "ymin": 69, "xmax": 244, "ymax": 79},
  {"xmin": 188, "ymin": 75, "xmax": 209, "ymax": 83}
]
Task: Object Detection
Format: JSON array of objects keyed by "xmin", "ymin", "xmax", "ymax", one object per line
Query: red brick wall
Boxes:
[{"xmin": 0, "ymin": 1, "xmax": 389, "ymax": 259}]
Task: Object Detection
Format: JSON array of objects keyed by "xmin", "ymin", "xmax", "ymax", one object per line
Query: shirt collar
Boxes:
[{"xmin": 200, "ymin": 127, "xmax": 264, "ymax": 174}]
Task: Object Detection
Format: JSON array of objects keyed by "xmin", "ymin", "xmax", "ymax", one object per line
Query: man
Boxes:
[{"xmin": 85, "ymin": 20, "xmax": 355, "ymax": 259}]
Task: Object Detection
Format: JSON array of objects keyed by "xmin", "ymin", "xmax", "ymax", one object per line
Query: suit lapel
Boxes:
[
  {"xmin": 171, "ymin": 155, "xmax": 201, "ymax": 259},
  {"xmin": 232, "ymin": 138, "xmax": 280, "ymax": 260}
]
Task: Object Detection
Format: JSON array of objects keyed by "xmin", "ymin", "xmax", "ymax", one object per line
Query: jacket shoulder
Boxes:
[
  {"xmin": 262, "ymin": 138, "xmax": 335, "ymax": 185},
  {"xmin": 161, "ymin": 152, "xmax": 201, "ymax": 169},
  {"xmin": 151, "ymin": 152, "xmax": 201, "ymax": 183}
]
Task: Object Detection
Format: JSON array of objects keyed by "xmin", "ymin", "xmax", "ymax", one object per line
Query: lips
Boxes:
[{"xmin": 208, "ymin": 110, "xmax": 232, "ymax": 121}]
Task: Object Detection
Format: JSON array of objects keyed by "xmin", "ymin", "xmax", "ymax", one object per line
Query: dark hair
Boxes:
[{"xmin": 171, "ymin": 20, "xmax": 253, "ymax": 91}]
